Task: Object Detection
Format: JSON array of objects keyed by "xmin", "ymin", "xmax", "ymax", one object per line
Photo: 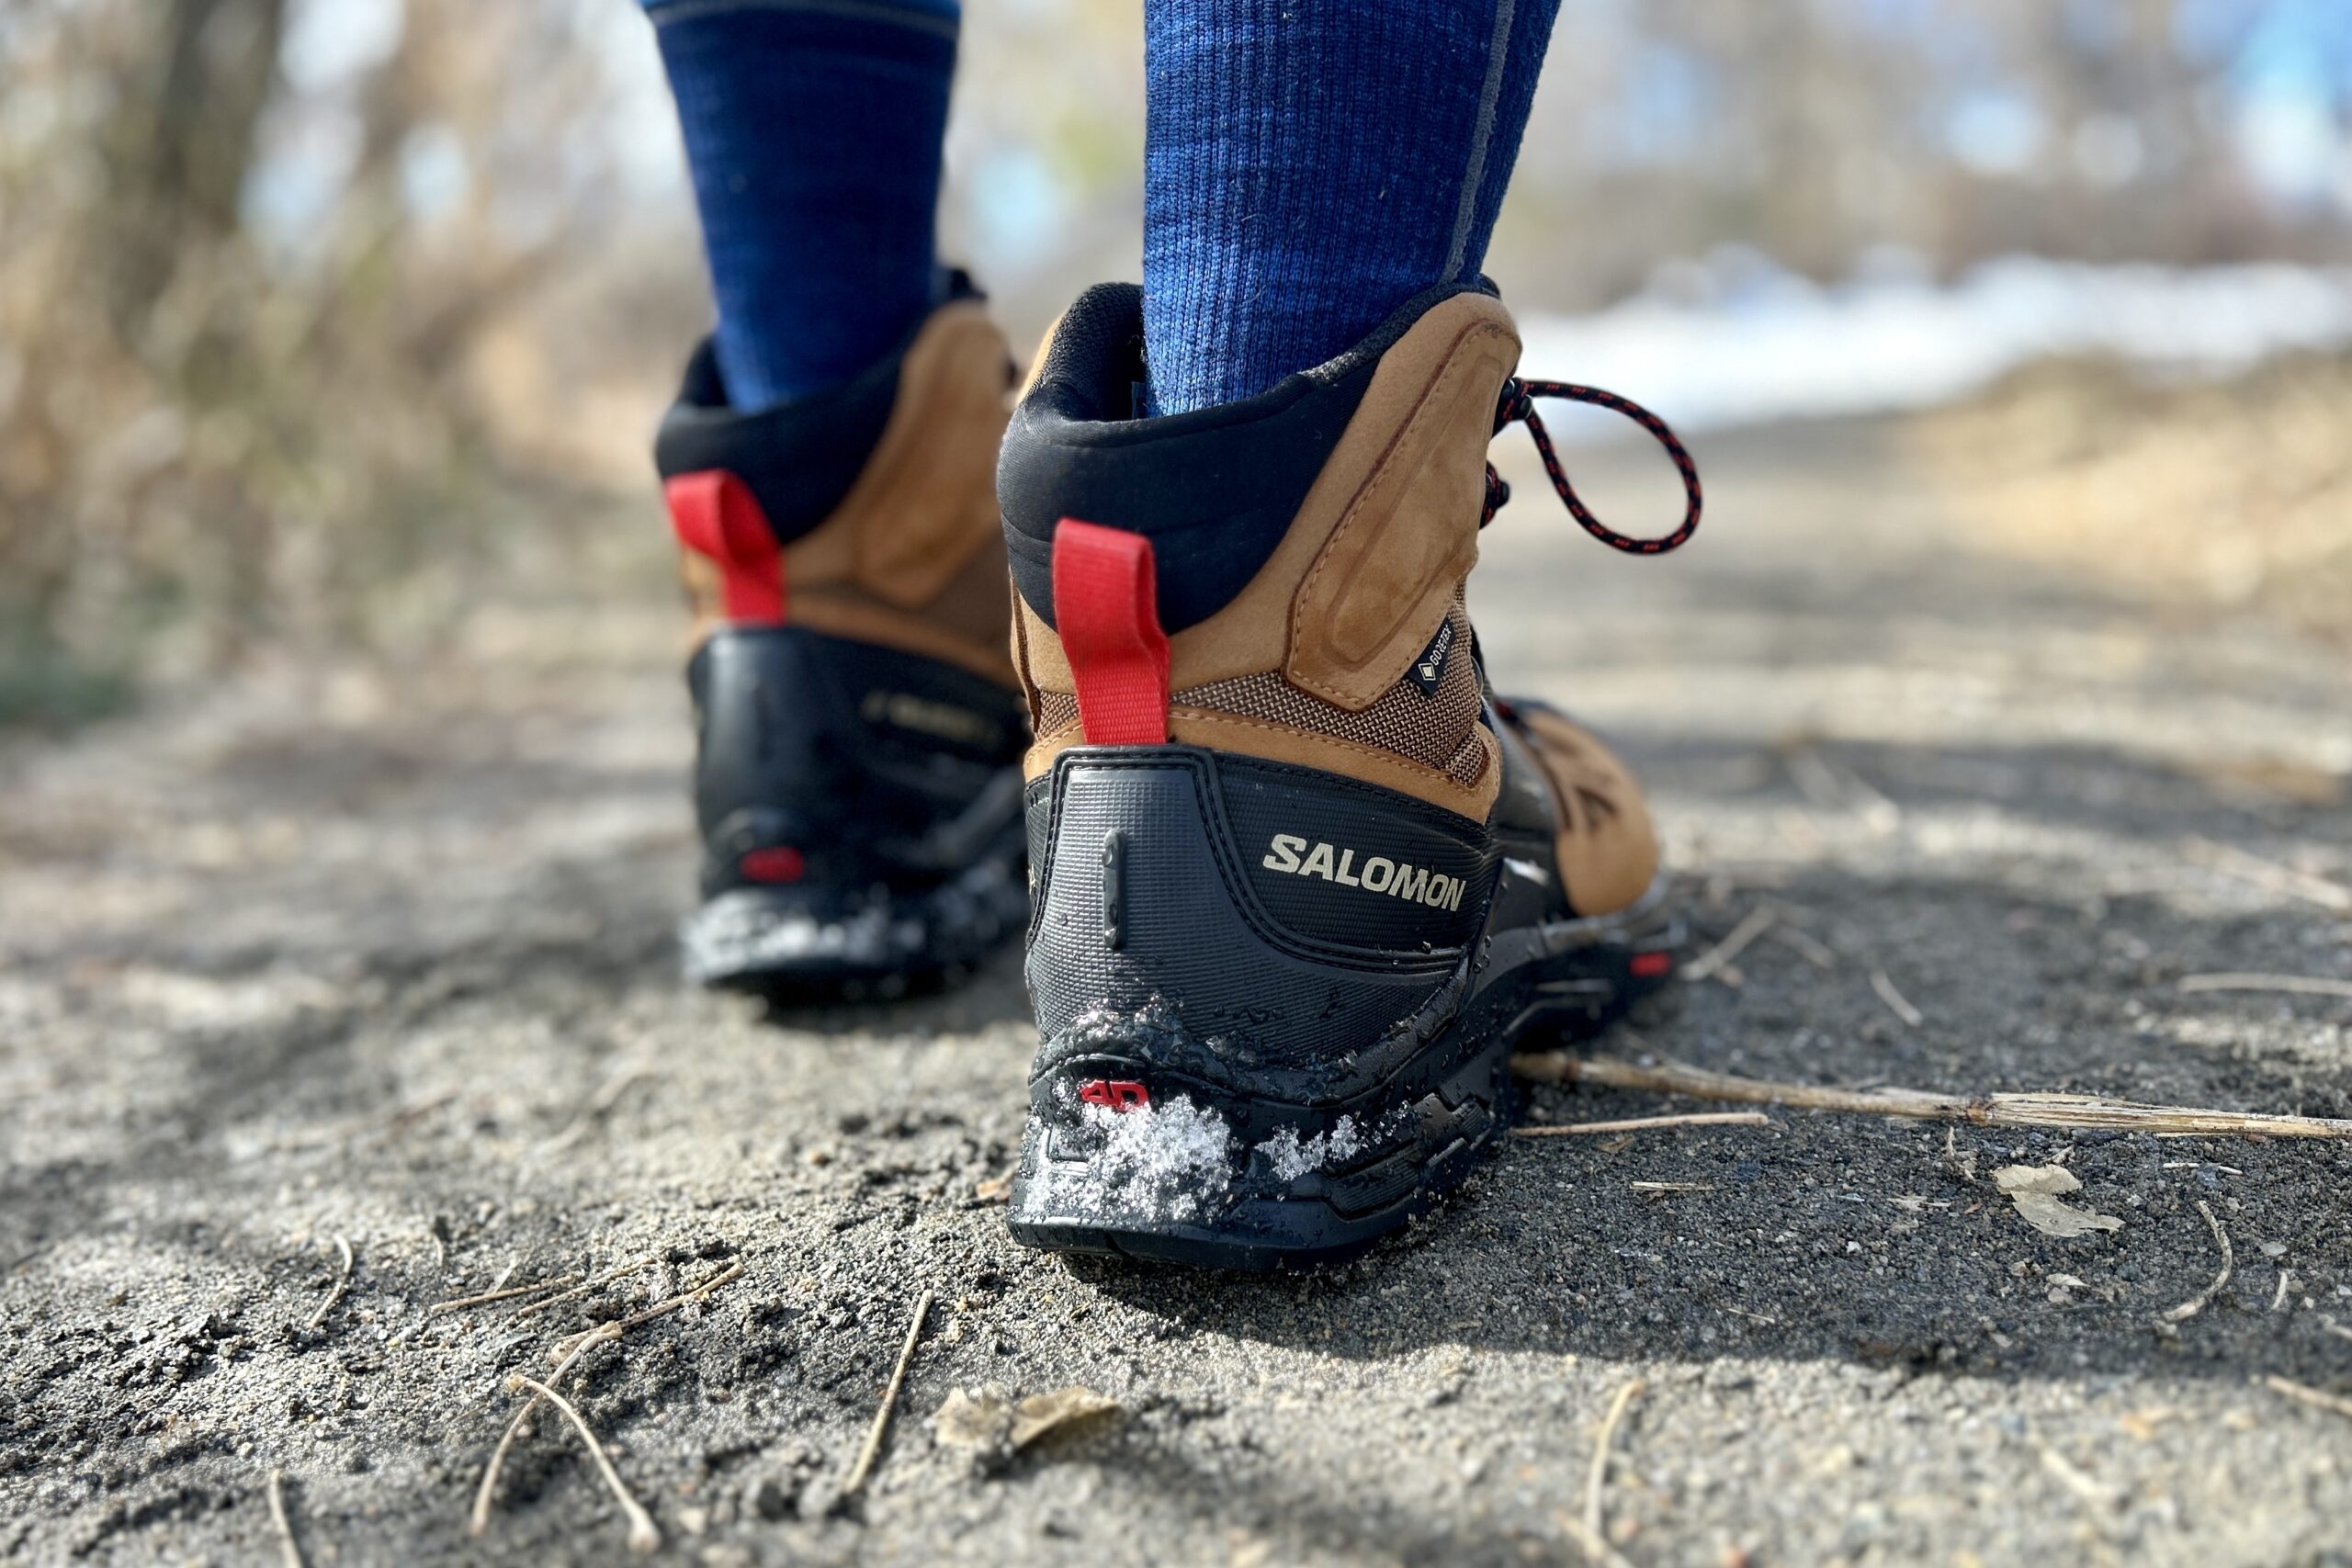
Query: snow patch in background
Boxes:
[{"xmin": 1516, "ymin": 254, "xmax": 2352, "ymax": 439}]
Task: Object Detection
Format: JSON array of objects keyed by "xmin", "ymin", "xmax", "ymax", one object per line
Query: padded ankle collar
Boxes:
[
  {"xmin": 999, "ymin": 278, "xmax": 1498, "ymax": 635},
  {"xmin": 656, "ymin": 271, "xmax": 984, "ymax": 545}
]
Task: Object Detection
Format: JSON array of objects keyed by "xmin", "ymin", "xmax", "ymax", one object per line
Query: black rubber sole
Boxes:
[
  {"xmin": 679, "ymin": 839, "xmax": 1029, "ymax": 995},
  {"xmin": 1006, "ymin": 876, "xmax": 1680, "ymax": 1271}
]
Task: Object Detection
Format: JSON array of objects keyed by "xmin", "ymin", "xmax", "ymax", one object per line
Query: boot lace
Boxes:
[{"xmin": 1481, "ymin": 378, "xmax": 1702, "ymax": 555}]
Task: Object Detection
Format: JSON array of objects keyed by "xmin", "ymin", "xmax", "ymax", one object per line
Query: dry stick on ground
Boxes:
[
  {"xmin": 1556, "ymin": 1510, "xmax": 1639, "ymax": 1568},
  {"xmin": 2179, "ymin": 973, "xmax": 2352, "ymax": 1000},
  {"xmin": 506, "ymin": 1375, "xmax": 660, "ymax": 1555},
  {"xmin": 306, "ymin": 1236, "xmax": 354, "ymax": 1330},
  {"xmin": 840, "ymin": 1290, "xmax": 934, "ymax": 1504},
  {"xmin": 1681, "ymin": 907, "xmax": 1777, "ymax": 984},
  {"xmin": 1511, "ymin": 1055, "xmax": 2352, "ymax": 1141},
  {"xmin": 265, "ymin": 1470, "xmax": 305, "ymax": 1568},
  {"xmin": 1770, "ymin": 923, "xmax": 1838, "ymax": 970},
  {"xmin": 1515, "ymin": 1111, "xmax": 1770, "ymax": 1139},
  {"xmin": 471, "ymin": 1324, "xmax": 623, "ymax": 1537},
  {"xmin": 1584, "ymin": 1378, "xmax": 1645, "ymax": 1543},
  {"xmin": 2263, "ymin": 1374, "xmax": 2352, "ymax": 1420},
  {"xmin": 2186, "ymin": 838, "xmax": 2352, "ymax": 915},
  {"xmin": 549, "ymin": 1261, "xmax": 747, "ymax": 1363},
  {"xmin": 512, "ymin": 1255, "xmax": 664, "ymax": 1322},
  {"xmin": 2162, "ymin": 1201, "xmax": 2234, "ymax": 1324},
  {"xmin": 430, "ymin": 1273, "xmax": 583, "ymax": 1315},
  {"xmin": 1871, "ymin": 969, "xmax": 1926, "ymax": 1028},
  {"xmin": 535, "ymin": 1059, "xmax": 653, "ymax": 1158}
]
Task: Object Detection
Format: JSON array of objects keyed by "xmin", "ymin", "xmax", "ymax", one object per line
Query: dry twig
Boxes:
[
  {"xmin": 1555, "ymin": 1509, "xmax": 1639, "ymax": 1568},
  {"xmin": 534, "ymin": 1059, "xmax": 653, "ymax": 1157},
  {"xmin": 2263, "ymin": 1374, "xmax": 2352, "ymax": 1420},
  {"xmin": 549, "ymin": 1261, "xmax": 746, "ymax": 1362},
  {"xmin": 1630, "ymin": 1181, "xmax": 1717, "ymax": 1194},
  {"xmin": 2037, "ymin": 1444, "xmax": 2124, "ymax": 1514},
  {"xmin": 1584, "ymin": 1378, "xmax": 1644, "ymax": 1540},
  {"xmin": 1511, "ymin": 1055, "xmax": 2352, "ymax": 1141},
  {"xmin": 471, "ymin": 1323, "xmax": 623, "ymax": 1536},
  {"xmin": 2160, "ymin": 1201, "xmax": 2233, "ymax": 1324},
  {"xmin": 1516, "ymin": 1111, "xmax": 1769, "ymax": 1138},
  {"xmin": 841, "ymin": 1290, "xmax": 933, "ymax": 1503},
  {"xmin": 265, "ymin": 1470, "xmax": 306, "ymax": 1568},
  {"xmin": 513, "ymin": 1255, "xmax": 663, "ymax": 1322},
  {"xmin": 2186, "ymin": 839, "xmax": 2352, "ymax": 914},
  {"xmin": 1682, "ymin": 907, "xmax": 1776, "ymax": 983},
  {"xmin": 1871, "ymin": 969, "xmax": 1926, "ymax": 1028},
  {"xmin": 430, "ymin": 1273, "xmax": 582, "ymax": 1315},
  {"xmin": 506, "ymin": 1374, "xmax": 660, "ymax": 1554},
  {"xmin": 1770, "ymin": 924, "xmax": 1838, "ymax": 969},
  {"xmin": 2178, "ymin": 973, "xmax": 2352, "ymax": 1000},
  {"xmin": 306, "ymin": 1236, "xmax": 354, "ymax": 1330}
]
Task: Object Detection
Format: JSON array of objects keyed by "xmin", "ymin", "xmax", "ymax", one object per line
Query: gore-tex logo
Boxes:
[
  {"xmin": 1261, "ymin": 835, "xmax": 1467, "ymax": 912},
  {"xmin": 1408, "ymin": 619, "xmax": 1455, "ymax": 695},
  {"xmin": 1079, "ymin": 1079, "xmax": 1149, "ymax": 1112}
]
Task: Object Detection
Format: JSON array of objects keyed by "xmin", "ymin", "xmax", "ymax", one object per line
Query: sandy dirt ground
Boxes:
[{"xmin": 4, "ymin": 412, "xmax": 2350, "ymax": 1567}]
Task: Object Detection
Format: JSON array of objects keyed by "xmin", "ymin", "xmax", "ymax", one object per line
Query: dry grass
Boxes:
[{"xmin": 1910, "ymin": 351, "xmax": 2352, "ymax": 646}]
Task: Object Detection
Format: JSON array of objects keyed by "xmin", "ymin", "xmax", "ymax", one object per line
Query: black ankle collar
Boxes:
[
  {"xmin": 655, "ymin": 270, "xmax": 985, "ymax": 546},
  {"xmin": 998, "ymin": 278, "xmax": 1498, "ymax": 634}
]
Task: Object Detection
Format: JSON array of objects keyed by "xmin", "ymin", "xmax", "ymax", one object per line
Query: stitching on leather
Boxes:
[
  {"xmin": 1287, "ymin": 316, "xmax": 1513, "ymax": 707},
  {"xmin": 1170, "ymin": 707, "xmax": 1498, "ymax": 820}
]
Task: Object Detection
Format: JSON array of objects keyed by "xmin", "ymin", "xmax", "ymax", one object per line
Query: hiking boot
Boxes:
[
  {"xmin": 659, "ymin": 283, "xmax": 1030, "ymax": 992},
  {"xmin": 995, "ymin": 282, "xmax": 1700, "ymax": 1268}
]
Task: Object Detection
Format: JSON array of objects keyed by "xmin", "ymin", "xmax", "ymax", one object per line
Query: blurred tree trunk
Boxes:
[{"xmin": 102, "ymin": 0, "xmax": 288, "ymax": 331}]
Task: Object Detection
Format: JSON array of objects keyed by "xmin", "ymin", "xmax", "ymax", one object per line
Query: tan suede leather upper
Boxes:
[
  {"xmin": 1018, "ymin": 293, "xmax": 1521, "ymax": 820},
  {"xmin": 1013, "ymin": 290, "xmax": 1664, "ymax": 916},
  {"xmin": 679, "ymin": 300, "xmax": 1018, "ymax": 686},
  {"xmin": 1510, "ymin": 706, "xmax": 1661, "ymax": 917}
]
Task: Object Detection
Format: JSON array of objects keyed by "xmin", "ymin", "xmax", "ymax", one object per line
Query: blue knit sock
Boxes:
[
  {"xmin": 647, "ymin": 0, "xmax": 959, "ymax": 411},
  {"xmin": 1142, "ymin": 0, "xmax": 1560, "ymax": 415}
]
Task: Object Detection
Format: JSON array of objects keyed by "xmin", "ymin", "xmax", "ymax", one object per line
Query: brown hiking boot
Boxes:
[
  {"xmin": 991, "ymin": 281, "xmax": 1699, "ymax": 1266},
  {"xmin": 657, "ymin": 281, "xmax": 1029, "ymax": 992}
]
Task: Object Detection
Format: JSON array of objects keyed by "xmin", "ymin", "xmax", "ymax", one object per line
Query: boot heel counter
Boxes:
[
  {"xmin": 1025, "ymin": 748, "xmax": 1494, "ymax": 1073},
  {"xmin": 692, "ymin": 626, "xmax": 1025, "ymax": 898}
]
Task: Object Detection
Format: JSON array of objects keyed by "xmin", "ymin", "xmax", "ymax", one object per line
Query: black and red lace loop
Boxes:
[{"xmin": 1480, "ymin": 377, "xmax": 1702, "ymax": 556}]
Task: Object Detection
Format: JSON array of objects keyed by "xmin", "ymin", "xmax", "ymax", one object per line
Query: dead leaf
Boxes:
[
  {"xmin": 933, "ymin": 1383, "xmax": 1121, "ymax": 1457},
  {"xmin": 1993, "ymin": 1164, "xmax": 2123, "ymax": 1238},
  {"xmin": 932, "ymin": 1385, "xmax": 1013, "ymax": 1449},
  {"xmin": 1010, "ymin": 1385, "xmax": 1121, "ymax": 1450}
]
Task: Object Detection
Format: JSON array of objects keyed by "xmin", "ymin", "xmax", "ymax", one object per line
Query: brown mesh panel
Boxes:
[
  {"xmin": 1034, "ymin": 689, "xmax": 1080, "ymax": 734},
  {"xmin": 1171, "ymin": 600, "xmax": 1484, "ymax": 779},
  {"xmin": 1442, "ymin": 726, "xmax": 1490, "ymax": 787}
]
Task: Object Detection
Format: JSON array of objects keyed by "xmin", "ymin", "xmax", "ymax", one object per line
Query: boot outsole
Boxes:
[
  {"xmin": 680, "ymin": 837, "xmax": 1029, "ymax": 996},
  {"xmin": 1008, "ymin": 879, "xmax": 1679, "ymax": 1271}
]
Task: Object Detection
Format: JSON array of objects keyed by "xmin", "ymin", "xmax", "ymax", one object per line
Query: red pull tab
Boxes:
[
  {"xmin": 1051, "ymin": 518, "xmax": 1170, "ymax": 746},
  {"xmin": 665, "ymin": 469, "xmax": 785, "ymax": 623}
]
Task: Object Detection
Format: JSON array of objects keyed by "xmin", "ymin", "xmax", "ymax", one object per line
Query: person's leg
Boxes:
[
  {"xmin": 644, "ymin": 0, "xmax": 1029, "ymax": 993},
  {"xmin": 1141, "ymin": 0, "xmax": 1562, "ymax": 414},
  {"xmin": 645, "ymin": 0, "xmax": 958, "ymax": 408},
  {"xmin": 1001, "ymin": 2, "xmax": 1689, "ymax": 1268}
]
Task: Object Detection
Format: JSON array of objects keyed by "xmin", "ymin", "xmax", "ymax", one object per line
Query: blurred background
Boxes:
[{"xmin": 2, "ymin": 0, "xmax": 2348, "ymax": 726}]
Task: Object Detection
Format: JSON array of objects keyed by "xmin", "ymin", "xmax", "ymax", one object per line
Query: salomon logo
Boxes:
[{"xmin": 1261, "ymin": 835, "xmax": 1467, "ymax": 911}]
